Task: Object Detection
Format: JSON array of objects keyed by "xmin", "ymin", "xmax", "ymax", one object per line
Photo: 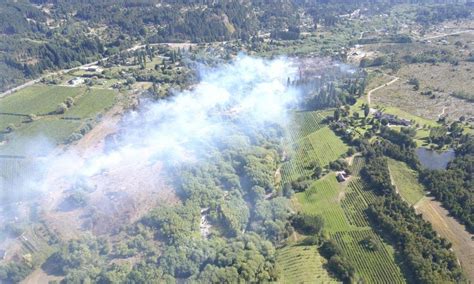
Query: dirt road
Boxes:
[
  {"xmin": 421, "ymin": 30, "xmax": 474, "ymax": 41},
  {"xmin": 367, "ymin": 75, "xmax": 399, "ymax": 106}
]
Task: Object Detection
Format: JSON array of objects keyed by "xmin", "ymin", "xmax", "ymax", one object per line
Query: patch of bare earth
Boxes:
[
  {"xmin": 415, "ymin": 197, "xmax": 474, "ymax": 281},
  {"xmin": 21, "ymin": 269, "xmax": 63, "ymax": 284},
  {"xmin": 40, "ymin": 101, "xmax": 178, "ymax": 240}
]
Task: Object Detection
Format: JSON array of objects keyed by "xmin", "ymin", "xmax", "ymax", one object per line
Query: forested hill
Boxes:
[{"xmin": 1, "ymin": 0, "xmax": 471, "ymax": 92}]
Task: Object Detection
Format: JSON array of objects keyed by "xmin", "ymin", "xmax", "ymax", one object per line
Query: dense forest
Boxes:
[{"xmin": 1, "ymin": 0, "xmax": 472, "ymax": 92}]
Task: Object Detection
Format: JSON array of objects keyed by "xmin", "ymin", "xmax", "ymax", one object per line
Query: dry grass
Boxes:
[{"xmin": 371, "ymin": 62, "xmax": 474, "ymax": 121}]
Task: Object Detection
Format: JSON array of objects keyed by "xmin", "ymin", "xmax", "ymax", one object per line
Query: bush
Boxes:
[
  {"xmin": 327, "ymin": 255, "xmax": 355, "ymax": 282},
  {"xmin": 26, "ymin": 114, "xmax": 38, "ymax": 123},
  {"xmin": 360, "ymin": 235, "xmax": 379, "ymax": 251},
  {"xmin": 291, "ymin": 213, "xmax": 324, "ymax": 235},
  {"xmin": 5, "ymin": 123, "xmax": 16, "ymax": 133},
  {"xmin": 55, "ymin": 103, "xmax": 68, "ymax": 114},
  {"xmin": 319, "ymin": 239, "xmax": 341, "ymax": 258},
  {"xmin": 65, "ymin": 96, "xmax": 75, "ymax": 108}
]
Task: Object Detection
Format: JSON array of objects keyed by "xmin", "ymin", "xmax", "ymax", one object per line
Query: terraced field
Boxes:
[{"xmin": 277, "ymin": 244, "xmax": 338, "ymax": 284}]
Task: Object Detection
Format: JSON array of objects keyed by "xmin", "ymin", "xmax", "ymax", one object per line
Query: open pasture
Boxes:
[{"xmin": 387, "ymin": 159, "xmax": 425, "ymax": 205}]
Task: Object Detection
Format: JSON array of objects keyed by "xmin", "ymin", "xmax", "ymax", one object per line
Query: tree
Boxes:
[
  {"xmin": 65, "ymin": 96, "xmax": 75, "ymax": 108},
  {"xmin": 55, "ymin": 103, "xmax": 68, "ymax": 114},
  {"xmin": 327, "ymin": 256, "xmax": 355, "ymax": 282},
  {"xmin": 320, "ymin": 239, "xmax": 341, "ymax": 258},
  {"xmin": 363, "ymin": 104, "xmax": 370, "ymax": 118},
  {"xmin": 334, "ymin": 109, "xmax": 340, "ymax": 121}
]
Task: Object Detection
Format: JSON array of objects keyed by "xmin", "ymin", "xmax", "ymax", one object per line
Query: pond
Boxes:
[{"xmin": 416, "ymin": 147, "xmax": 455, "ymax": 170}]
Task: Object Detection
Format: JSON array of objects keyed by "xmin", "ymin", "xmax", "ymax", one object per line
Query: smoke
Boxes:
[{"xmin": 70, "ymin": 55, "xmax": 300, "ymax": 178}]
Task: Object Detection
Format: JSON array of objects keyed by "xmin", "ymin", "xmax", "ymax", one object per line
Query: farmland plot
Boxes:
[
  {"xmin": 333, "ymin": 230, "xmax": 406, "ymax": 284},
  {"xmin": 277, "ymin": 244, "xmax": 338, "ymax": 284}
]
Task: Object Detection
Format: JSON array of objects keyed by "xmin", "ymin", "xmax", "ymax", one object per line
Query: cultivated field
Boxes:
[
  {"xmin": 332, "ymin": 229, "xmax": 405, "ymax": 284},
  {"xmin": 0, "ymin": 85, "xmax": 117, "ymax": 155},
  {"xmin": 295, "ymin": 174, "xmax": 350, "ymax": 233},
  {"xmin": 277, "ymin": 244, "xmax": 338, "ymax": 284},
  {"xmin": 292, "ymin": 174, "xmax": 405, "ymax": 283},
  {"xmin": 282, "ymin": 117, "xmax": 348, "ymax": 184}
]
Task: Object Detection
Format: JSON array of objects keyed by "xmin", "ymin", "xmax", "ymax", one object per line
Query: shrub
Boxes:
[
  {"xmin": 327, "ymin": 255, "xmax": 355, "ymax": 282},
  {"xmin": 55, "ymin": 103, "xmax": 68, "ymax": 114},
  {"xmin": 26, "ymin": 114, "xmax": 37, "ymax": 123},
  {"xmin": 65, "ymin": 96, "xmax": 75, "ymax": 108}
]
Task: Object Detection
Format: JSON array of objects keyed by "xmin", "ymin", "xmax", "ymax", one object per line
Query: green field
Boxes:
[
  {"xmin": 332, "ymin": 230, "xmax": 405, "ymax": 284},
  {"xmin": 282, "ymin": 119, "xmax": 348, "ymax": 184},
  {"xmin": 387, "ymin": 158, "xmax": 425, "ymax": 205},
  {"xmin": 66, "ymin": 88, "xmax": 116, "ymax": 118},
  {"xmin": 293, "ymin": 175, "xmax": 406, "ymax": 283},
  {"xmin": 0, "ymin": 86, "xmax": 85, "ymax": 130},
  {"xmin": 350, "ymin": 156, "xmax": 365, "ymax": 176},
  {"xmin": 277, "ymin": 244, "xmax": 337, "ymax": 284},
  {"xmin": 287, "ymin": 110, "xmax": 329, "ymax": 140},
  {"xmin": 0, "ymin": 85, "xmax": 117, "ymax": 155},
  {"xmin": 296, "ymin": 174, "xmax": 350, "ymax": 233}
]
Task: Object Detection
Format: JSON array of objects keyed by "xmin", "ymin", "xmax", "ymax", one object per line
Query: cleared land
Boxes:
[
  {"xmin": 371, "ymin": 62, "xmax": 474, "ymax": 121},
  {"xmin": 387, "ymin": 159, "xmax": 425, "ymax": 205}
]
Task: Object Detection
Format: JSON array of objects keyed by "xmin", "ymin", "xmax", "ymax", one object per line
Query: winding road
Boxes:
[{"xmin": 366, "ymin": 75, "xmax": 399, "ymax": 106}]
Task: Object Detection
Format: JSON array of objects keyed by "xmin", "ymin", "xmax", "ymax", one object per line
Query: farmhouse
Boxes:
[
  {"xmin": 374, "ymin": 111, "xmax": 411, "ymax": 126},
  {"xmin": 336, "ymin": 170, "xmax": 349, "ymax": 182}
]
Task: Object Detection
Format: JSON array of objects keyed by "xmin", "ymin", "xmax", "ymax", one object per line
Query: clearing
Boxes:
[{"xmin": 387, "ymin": 158, "xmax": 425, "ymax": 205}]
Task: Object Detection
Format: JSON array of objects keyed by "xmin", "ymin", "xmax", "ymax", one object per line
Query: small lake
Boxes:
[{"xmin": 416, "ymin": 147, "xmax": 455, "ymax": 170}]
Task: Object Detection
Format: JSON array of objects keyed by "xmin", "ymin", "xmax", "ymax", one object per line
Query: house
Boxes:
[
  {"xmin": 336, "ymin": 171, "xmax": 349, "ymax": 182},
  {"xmin": 374, "ymin": 111, "xmax": 411, "ymax": 126}
]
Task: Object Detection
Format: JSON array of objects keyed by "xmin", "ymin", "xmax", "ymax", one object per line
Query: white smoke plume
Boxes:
[{"xmin": 67, "ymin": 55, "xmax": 300, "ymax": 178}]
